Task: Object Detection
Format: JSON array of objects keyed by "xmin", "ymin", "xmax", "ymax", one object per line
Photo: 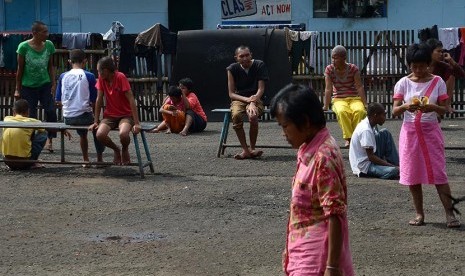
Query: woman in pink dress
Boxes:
[
  {"xmin": 270, "ymin": 84, "xmax": 354, "ymax": 276},
  {"xmin": 392, "ymin": 43, "xmax": 460, "ymax": 228}
]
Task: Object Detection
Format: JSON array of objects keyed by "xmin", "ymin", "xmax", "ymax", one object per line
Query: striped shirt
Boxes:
[{"xmin": 325, "ymin": 63, "xmax": 359, "ymax": 98}]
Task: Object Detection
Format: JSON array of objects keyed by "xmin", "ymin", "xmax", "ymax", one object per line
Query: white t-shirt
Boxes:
[
  {"xmin": 393, "ymin": 76, "xmax": 447, "ymax": 123},
  {"xmin": 349, "ymin": 117, "xmax": 376, "ymax": 176},
  {"xmin": 56, "ymin": 68, "xmax": 97, "ymax": 118}
]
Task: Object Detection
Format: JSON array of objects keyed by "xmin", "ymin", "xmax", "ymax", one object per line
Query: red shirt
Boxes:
[{"xmin": 96, "ymin": 71, "xmax": 132, "ymax": 118}]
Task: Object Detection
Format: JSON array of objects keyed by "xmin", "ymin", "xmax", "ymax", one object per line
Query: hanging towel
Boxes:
[
  {"xmin": 62, "ymin": 33, "xmax": 90, "ymax": 49},
  {"xmin": 438, "ymin": 27, "xmax": 459, "ymax": 50},
  {"xmin": 103, "ymin": 21, "xmax": 125, "ymax": 41}
]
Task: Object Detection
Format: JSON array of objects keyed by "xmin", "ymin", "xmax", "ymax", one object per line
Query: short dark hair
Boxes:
[
  {"xmin": 31, "ymin": 21, "xmax": 46, "ymax": 33},
  {"xmin": 367, "ymin": 102, "xmax": 385, "ymax": 117},
  {"xmin": 406, "ymin": 43, "xmax": 432, "ymax": 65},
  {"xmin": 178, "ymin": 78, "xmax": 194, "ymax": 91},
  {"xmin": 425, "ymin": 38, "xmax": 443, "ymax": 51},
  {"xmin": 270, "ymin": 83, "xmax": 326, "ymax": 129},
  {"xmin": 97, "ymin": 56, "xmax": 116, "ymax": 72},
  {"xmin": 168, "ymin": 86, "xmax": 182, "ymax": 98},
  {"xmin": 69, "ymin": 49, "xmax": 86, "ymax": 64},
  {"xmin": 13, "ymin": 99, "xmax": 29, "ymax": 115},
  {"xmin": 235, "ymin": 45, "xmax": 250, "ymax": 55}
]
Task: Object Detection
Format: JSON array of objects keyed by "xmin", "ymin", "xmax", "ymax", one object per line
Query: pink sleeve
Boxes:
[
  {"xmin": 315, "ymin": 153, "xmax": 347, "ymax": 216},
  {"xmin": 324, "ymin": 65, "xmax": 332, "ymax": 77}
]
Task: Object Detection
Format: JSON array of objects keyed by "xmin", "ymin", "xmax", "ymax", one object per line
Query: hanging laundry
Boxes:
[
  {"xmin": 103, "ymin": 21, "xmax": 125, "ymax": 41},
  {"xmin": 438, "ymin": 27, "xmax": 460, "ymax": 50},
  {"xmin": 458, "ymin": 27, "xmax": 465, "ymax": 66},
  {"xmin": 418, "ymin": 25, "xmax": 438, "ymax": 42},
  {"xmin": 1, "ymin": 34, "xmax": 24, "ymax": 70},
  {"xmin": 62, "ymin": 33, "xmax": 90, "ymax": 49}
]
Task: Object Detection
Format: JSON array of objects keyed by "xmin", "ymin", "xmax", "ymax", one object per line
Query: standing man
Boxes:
[
  {"xmin": 15, "ymin": 21, "xmax": 57, "ymax": 152},
  {"xmin": 349, "ymin": 103, "xmax": 399, "ymax": 179},
  {"xmin": 227, "ymin": 45, "xmax": 269, "ymax": 160}
]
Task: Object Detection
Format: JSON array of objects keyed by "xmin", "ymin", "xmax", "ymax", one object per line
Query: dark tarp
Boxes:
[{"xmin": 173, "ymin": 28, "xmax": 292, "ymax": 121}]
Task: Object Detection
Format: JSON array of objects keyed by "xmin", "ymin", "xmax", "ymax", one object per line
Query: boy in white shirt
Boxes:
[
  {"xmin": 56, "ymin": 49, "xmax": 105, "ymax": 167},
  {"xmin": 349, "ymin": 103, "xmax": 399, "ymax": 179}
]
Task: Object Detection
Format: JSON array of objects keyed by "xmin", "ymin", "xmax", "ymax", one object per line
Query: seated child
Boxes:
[
  {"xmin": 151, "ymin": 86, "xmax": 186, "ymax": 134},
  {"xmin": 56, "ymin": 49, "xmax": 105, "ymax": 167},
  {"xmin": 1, "ymin": 100, "xmax": 47, "ymax": 170}
]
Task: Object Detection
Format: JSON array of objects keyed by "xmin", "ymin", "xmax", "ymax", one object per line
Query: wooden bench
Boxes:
[
  {"xmin": 0, "ymin": 122, "xmax": 155, "ymax": 178},
  {"xmin": 212, "ymin": 108, "xmax": 335, "ymax": 157}
]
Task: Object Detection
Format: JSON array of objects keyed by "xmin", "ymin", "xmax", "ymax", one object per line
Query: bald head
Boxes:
[{"xmin": 332, "ymin": 45, "xmax": 347, "ymax": 58}]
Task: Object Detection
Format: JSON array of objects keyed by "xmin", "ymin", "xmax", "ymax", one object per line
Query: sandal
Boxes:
[
  {"xmin": 447, "ymin": 218, "xmax": 461, "ymax": 228},
  {"xmin": 408, "ymin": 217, "xmax": 425, "ymax": 226}
]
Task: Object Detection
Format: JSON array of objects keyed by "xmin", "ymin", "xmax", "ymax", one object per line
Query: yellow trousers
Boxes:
[{"xmin": 332, "ymin": 97, "xmax": 366, "ymax": 139}]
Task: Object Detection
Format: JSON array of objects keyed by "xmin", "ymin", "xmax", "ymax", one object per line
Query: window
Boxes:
[{"xmin": 313, "ymin": 0, "xmax": 387, "ymax": 18}]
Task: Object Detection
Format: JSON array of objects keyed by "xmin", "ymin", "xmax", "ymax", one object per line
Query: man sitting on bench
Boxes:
[
  {"xmin": 1, "ymin": 100, "xmax": 47, "ymax": 170},
  {"xmin": 226, "ymin": 45, "xmax": 269, "ymax": 160}
]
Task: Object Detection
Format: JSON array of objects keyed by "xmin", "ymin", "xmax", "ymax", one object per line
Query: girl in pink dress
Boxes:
[
  {"xmin": 270, "ymin": 84, "xmax": 354, "ymax": 276},
  {"xmin": 392, "ymin": 43, "xmax": 460, "ymax": 228}
]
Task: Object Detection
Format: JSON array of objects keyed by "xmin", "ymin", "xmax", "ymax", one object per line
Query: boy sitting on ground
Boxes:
[
  {"xmin": 150, "ymin": 86, "xmax": 186, "ymax": 134},
  {"xmin": 349, "ymin": 102, "xmax": 399, "ymax": 179},
  {"xmin": 1, "ymin": 100, "xmax": 47, "ymax": 170}
]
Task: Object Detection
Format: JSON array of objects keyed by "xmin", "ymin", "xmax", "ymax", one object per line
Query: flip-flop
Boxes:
[
  {"xmin": 408, "ymin": 217, "xmax": 425, "ymax": 226},
  {"xmin": 447, "ymin": 218, "xmax": 461, "ymax": 228}
]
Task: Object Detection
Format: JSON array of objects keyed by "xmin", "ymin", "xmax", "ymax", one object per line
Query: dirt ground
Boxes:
[{"xmin": 1, "ymin": 118, "xmax": 464, "ymax": 276}]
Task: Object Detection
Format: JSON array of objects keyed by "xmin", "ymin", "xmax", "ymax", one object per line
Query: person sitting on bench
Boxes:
[
  {"xmin": 56, "ymin": 49, "xmax": 105, "ymax": 167},
  {"xmin": 1, "ymin": 100, "xmax": 47, "ymax": 170},
  {"xmin": 89, "ymin": 57, "xmax": 141, "ymax": 165},
  {"xmin": 226, "ymin": 45, "xmax": 269, "ymax": 160},
  {"xmin": 349, "ymin": 102, "xmax": 399, "ymax": 179}
]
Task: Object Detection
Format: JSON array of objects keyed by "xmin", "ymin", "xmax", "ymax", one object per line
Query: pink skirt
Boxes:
[{"xmin": 399, "ymin": 121, "xmax": 448, "ymax": 185}]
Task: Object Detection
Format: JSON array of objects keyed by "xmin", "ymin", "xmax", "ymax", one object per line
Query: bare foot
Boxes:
[
  {"xmin": 148, "ymin": 128, "xmax": 160, "ymax": 133},
  {"xmin": 234, "ymin": 151, "xmax": 252, "ymax": 160},
  {"xmin": 113, "ymin": 149, "xmax": 122, "ymax": 165},
  {"xmin": 250, "ymin": 150, "xmax": 263, "ymax": 158},
  {"xmin": 122, "ymin": 149, "xmax": 131, "ymax": 165}
]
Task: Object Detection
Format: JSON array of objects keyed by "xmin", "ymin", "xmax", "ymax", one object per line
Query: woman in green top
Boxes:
[{"xmin": 15, "ymin": 21, "xmax": 57, "ymax": 152}]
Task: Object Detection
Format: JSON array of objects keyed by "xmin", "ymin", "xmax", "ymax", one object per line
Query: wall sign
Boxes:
[{"xmin": 221, "ymin": 0, "xmax": 292, "ymax": 21}]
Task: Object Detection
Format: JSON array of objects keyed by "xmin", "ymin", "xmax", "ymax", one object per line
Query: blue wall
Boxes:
[
  {"xmin": 2, "ymin": 0, "xmax": 465, "ymax": 34},
  {"xmin": 1, "ymin": 0, "xmax": 61, "ymax": 32},
  {"xmin": 61, "ymin": 0, "xmax": 168, "ymax": 33}
]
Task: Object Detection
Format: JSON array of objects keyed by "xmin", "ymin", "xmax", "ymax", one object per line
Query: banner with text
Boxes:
[{"xmin": 221, "ymin": 0, "xmax": 292, "ymax": 22}]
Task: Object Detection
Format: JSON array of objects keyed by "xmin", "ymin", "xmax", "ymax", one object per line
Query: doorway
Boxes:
[{"xmin": 168, "ymin": 0, "xmax": 203, "ymax": 33}]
